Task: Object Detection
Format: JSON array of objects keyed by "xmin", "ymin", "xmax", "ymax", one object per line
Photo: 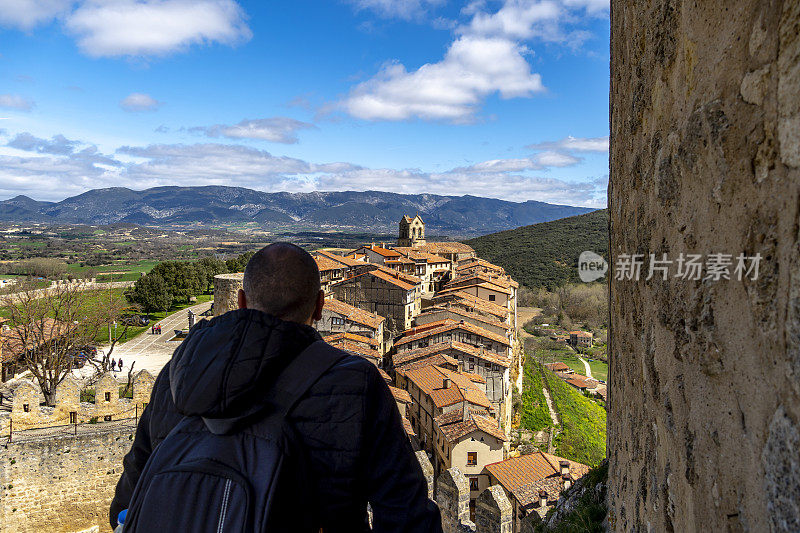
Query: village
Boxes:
[{"xmin": 0, "ymin": 215, "xmax": 605, "ymax": 532}]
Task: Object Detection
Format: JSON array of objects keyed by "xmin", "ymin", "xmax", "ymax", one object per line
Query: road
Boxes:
[
  {"xmin": 102, "ymin": 300, "xmax": 213, "ymax": 377},
  {"xmin": 578, "ymin": 356, "xmax": 593, "ymax": 379}
]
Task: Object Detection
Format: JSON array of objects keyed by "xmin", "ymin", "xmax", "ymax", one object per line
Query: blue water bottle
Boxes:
[{"xmin": 114, "ymin": 509, "xmax": 127, "ymax": 532}]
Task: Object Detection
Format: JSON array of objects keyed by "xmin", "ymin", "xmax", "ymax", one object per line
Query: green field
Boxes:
[{"xmin": 67, "ymin": 260, "xmax": 159, "ymax": 282}]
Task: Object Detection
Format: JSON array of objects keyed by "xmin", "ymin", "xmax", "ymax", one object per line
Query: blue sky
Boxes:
[{"xmin": 0, "ymin": 0, "xmax": 609, "ymax": 206}]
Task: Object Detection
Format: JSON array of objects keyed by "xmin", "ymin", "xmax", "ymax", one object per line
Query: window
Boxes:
[
  {"xmin": 332, "ymin": 317, "xmax": 345, "ymax": 326},
  {"xmin": 23, "ymin": 403, "xmax": 29, "ymax": 413},
  {"xmin": 467, "ymin": 452, "xmax": 477, "ymax": 466},
  {"xmin": 470, "ymin": 477, "xmax": 479, "ymax": 491},
  {"xmin": 69, "ymin": 411, "xmax": 77, "ymax": 424},
  {"xmin": 104, "ymin": 392, "xmax": 111, "ymax": 402},
  {"xmin": 103, "ymin": 415, "xmax": 112, "ymax": 422},
  {"xmin": 488, "ymin": 294, "xmax": 496, "ymax": 302}
]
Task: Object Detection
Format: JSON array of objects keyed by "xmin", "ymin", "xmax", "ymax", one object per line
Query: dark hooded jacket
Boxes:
[{"xmin": 110, "ymin": 309, "xmax": 441, "ymax": 532}]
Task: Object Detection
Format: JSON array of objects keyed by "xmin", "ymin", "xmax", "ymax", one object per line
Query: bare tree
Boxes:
[{"xmin": 1, "ymin": 280, "xmax": 127, "ymax": 405}]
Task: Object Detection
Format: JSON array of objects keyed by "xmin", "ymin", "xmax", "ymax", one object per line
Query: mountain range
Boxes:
[{"xmin": 0, "ymin": 186, "xmax": 595, "ymax": 237}]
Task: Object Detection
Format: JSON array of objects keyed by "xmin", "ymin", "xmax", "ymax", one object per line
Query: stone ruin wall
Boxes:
[
  {"xmin": 0, "ymin": 426, "xmax": 133, "ymax": 533},
  {"xmin": 609, "ymin": 1, "xmax": 800, "ymax": 531},
  {"xmin": 213, "ymin": 273, "xmax": 243, "ymax": 317},
  {"xmin": 1, "ymin": 371, "xmax": 155, "ymax": 436}
]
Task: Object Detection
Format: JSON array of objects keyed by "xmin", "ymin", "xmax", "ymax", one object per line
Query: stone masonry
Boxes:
[
  {"xmin": 609, "ymin": 1, "xmax": 800, "ymax": 531},
  {"xmin": 213, "ymin": 273, "xmax": 243, "ymax": 317}
]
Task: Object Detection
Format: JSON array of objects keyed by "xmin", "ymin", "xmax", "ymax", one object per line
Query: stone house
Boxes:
[
  {"xmin": 393, "ymin": 340, "xmax": 512, "ymax": 431},
  {"xmin": 329, "ymin": 268, "xmax": 421, "ymax": 334},
  {"xmin": 399, "ymin": 365, "xmax": 497, "ymax": 460},
  {"xmin": 393, "ymin": 247, "xmax": 453, "ymax": 296},
  {"xmin": 349, "ymin": 243, "xmax": 402, "ymax": 265},
  {"xmin": 544, "ymin": 361, "xmax": 572, "ymax": 373},
  {"xmin": 323, "ymin": 332, "xmax": 382, "ymax": 367},
  {"xmin": 415, "ymin": 241, "xmax": 477, "ymax": 263},
  {"xmin": 560, "ymin": 373, "xmax": 600, "ymax": 394},
  {"xmin": 311, "ymin": 249, "xmax": 362, "ymax": 293},
  {"xmin": 434, "ymin": 405, "xmax": 507, "ymax": 518},
  {"xmin": 416, "ymin": 305, "xmax": 511, "ymax": 339},
  {"xmin": 569, "ymin": 330, "xmax": 593, "ymax": 348},
  {"xmin": 394, "ymin": 319, "xmax": 511, "ymax": 361},
  {"xmin": 455, "ymin": 258, "xmax": 506, "ymax": 278},
  {"xmin": 430, "ymin": 291, "xmax": 510, "ymax": 325},
  {"xmin": 0, "ymin": 319, "xmax": 71, "ymax": 383},
  {"xmin": 483, "ymin": 452, "xmax": 588, "ymax": 531},
  {"xmin": 315, "ymin": 297, "xmax": 388, "ymax": 355}
]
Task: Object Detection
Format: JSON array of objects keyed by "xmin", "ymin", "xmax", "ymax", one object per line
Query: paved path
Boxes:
[
  {"xmin": 104, "ymin": 301, "xmax": 212, "ymax": 377},
  {"xmin": 578, "ymin": 356, "xmax": 593, "ymax": 379}
]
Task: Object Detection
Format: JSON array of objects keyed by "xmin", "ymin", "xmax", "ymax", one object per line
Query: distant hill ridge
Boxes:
[
  {"xmin": 466, "ymin": 209, "xmax": 609, "ymax": 289},
  {"xmin": 0, "ymin": 186, "xmax": 594, "ymax": 237}
]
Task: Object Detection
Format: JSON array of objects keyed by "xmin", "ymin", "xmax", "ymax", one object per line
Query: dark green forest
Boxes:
[{"xmin": 466, "ymin": 209, "xmax": 609, "ymax": 290}]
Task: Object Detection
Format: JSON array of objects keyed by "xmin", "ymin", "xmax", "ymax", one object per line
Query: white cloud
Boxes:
[
  {"xmin": 342, "ymin": 35, "xmax": 544, "ymax": 121},
  {"xmin": 347, "ymin": 0, "xmax": 445, "ymax": 20},
  {"xmin": 65, "ymin": 0, "xmax": 252, "ymax": 58},
  {"xmin": 191, "ymin": 117, "xmax": 316, "ymax": 144},
  {"xmin": 340, "ymin": 0, "xmax": 608, "ymax": 122},
  {"xmin": 0, "ymin": 0, "xmax": 73, "ymax": 30},
  {"xmin": 0, "ymin": 94, "xmax": 35, "ymax": 111},
  {"xmin": 527, "ymin": 135, "xmax": 608, "ymax": 152},
  {"xmin": 120, "ymin": 92, "xmax": 161, "ymax": 112},
  {"xmin": 1, "ymin": 130, "xmax": 604, "ymax": 206}
]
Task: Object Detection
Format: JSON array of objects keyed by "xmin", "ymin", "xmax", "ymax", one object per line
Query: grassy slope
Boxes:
[
  {"xmin": 519, "ymin": 363, "xmax": 553, "ymax": 432},
  {"xmin": 465, "ymin": 209, "xmax": 609, "ymax": 289},
  {"xmin": 543, "ymin": 368, "xmax": 607, "ymax": 466}
]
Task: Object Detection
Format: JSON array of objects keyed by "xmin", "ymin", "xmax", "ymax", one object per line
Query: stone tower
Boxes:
[{"xmin": 398, "ymin": 214, "xmax": 426, "ymax": 247}]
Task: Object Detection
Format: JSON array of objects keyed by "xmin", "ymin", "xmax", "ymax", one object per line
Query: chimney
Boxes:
[
  {"xmin": 562, "ymin": 473, "xmax": 572, "ymax": 491},
  {"xmin": 443, "ymin": 377, "xmax": 451, "ymax": 389},
  {"xmin": 462, "ymin": 404, "xmax": 470, "ymax": 422},
  {"xmin": 559, "ymin": 460, "xmax": 570, "ymax": 477},
  {"xmin": 538, "ymin": 489, "xmax": 547, "ymax": 508}
]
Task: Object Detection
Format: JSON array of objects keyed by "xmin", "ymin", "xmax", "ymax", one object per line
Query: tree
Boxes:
[
  {"xmin": 225, "ymin": 250, "xmax": 255, "ymax": 273},
  {"xmin": 149, "ymin": 261, "xmax": 203, "ymax": 303},
  {"xmin": 1, "ymin": 280, "xmax": 126, "ymax": 406},
  {"xmin": 196, "ymin": 256, "xmax": 228, "ymax": 292},
  {"xmin": 127, "ymin": 272, "xmax": 174, "ymax": 314}
]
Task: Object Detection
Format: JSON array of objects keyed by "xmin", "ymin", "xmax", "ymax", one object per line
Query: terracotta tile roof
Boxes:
[
  {"xmin": 394, "ymin": 339, "xmax": 511, "ymax": 368},
  {"xmin": 436, "ymin": 409, "xmax": 507, "ymax": 442},
  {"xmin": 563, "ymin": 374, "xmax": 599, "ymax": 390},
  {"xmin": 402, "ymin": 416, "xmax": 416, "ymax": 436},
  {"xmin": 379, "ymin": 368, "xmax": 392, "ymax": 383},
  {"xmin": 512, "ymin": 477, "xmax": 564, "ymax": 512},
  {"xmin": 570, "ymin": 330, "xmax": 593, "ymax": 337},
  {"xmin": 333, "ymin": 269, "xmax": 418, "ymax": 291},
  {"xmin": 544, "ymin": 362, "xmax": 571, "ymax": 372},
  {"xmin": 404, "ymin": 365, "xmax": 492, "ymax": 410},
  {"xmin": 416, "ymin": 242, "xmax": 475, "ymax": 254},
  {"xmin": 394, "ymin": 354, "xmax": 460, "ymax": 376},
  {"xmin": 384, "ymin": 256, "xmax": 416, "ymax": 265},
  {"xmin": 443, "ymin": 276, "xmax": 515, "ymax": 295},
  {"xmin": 431, "ymin": 292, "xmax": 509, "ymax": 319},
  {"xmin": 417, "ymin": 306, "xmax": 511, "ymax": 331},
  {"xmin": 323, "ymin": 332, "xmax": 379, "ymax": 347},
  {"xmin": 375, "ymin": 265, "xmax": 421, "ymax": 285},
  {"xmin": 323, "ymin": 297, "xmax": 385, "ymax": 329},
  {"xmin": 484, "ymin": 452, "xmax": 589, "ymax": 495},
  {"xmin": 389, "ymin": 386, "xmax": 412, "ymax": 404},
  {"xmin": 394, "ymin": 320, "xmax": 511, "ymax": 348},
  {"xmin": 314, "ymin": 249, "xmax": 363, "ymax": 267},
  {"xmin": 462, "ymin": 371, "xmax": 486, "ymax": 384},
  {"xmin": 456, "ymin": 258, "xmax": 505, "ymax": 273},
  {"xmin": 356, "ymin": 244, "xmax": 401, "ymax": 258},
  {"xmin": 314, "ymin": 254, "xmax": 347, "ymax": 272}
]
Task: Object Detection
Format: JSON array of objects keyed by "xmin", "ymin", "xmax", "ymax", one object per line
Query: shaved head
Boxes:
[{"xmin": 242, "ymin": 243, "xmax": 321, "ymax": 323}]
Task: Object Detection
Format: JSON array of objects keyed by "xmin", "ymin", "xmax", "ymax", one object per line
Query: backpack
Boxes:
[{"xmin": 122, "ymin": 340, "xmax": 345, "ymax": 533}]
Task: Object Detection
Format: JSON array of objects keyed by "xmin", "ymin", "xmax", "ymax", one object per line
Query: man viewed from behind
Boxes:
[{"xmin": 111, "ymin": 243, "xmax": 442, "ymax": 532}]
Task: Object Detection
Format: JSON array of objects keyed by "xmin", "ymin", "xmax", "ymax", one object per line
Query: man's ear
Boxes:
[
  {"xmin": 312, "ymin": 290, "xmax": 325, "ymax": 322},
  {"xmin": 237, "ymin": 288, "xmax": 247, "ymax": 309}
]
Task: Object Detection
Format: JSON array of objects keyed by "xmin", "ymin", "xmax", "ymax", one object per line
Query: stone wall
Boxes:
[
  {"xmin": 0, "ymin": 425, "xmax": 133, "ymax": 533},
  {"xmin": 609, "ymin": 1, "xmax": 800, "ymax": 531},
  {"xmin": 213, "ymin": 273, "xmax": 243, "ymax": 317}
]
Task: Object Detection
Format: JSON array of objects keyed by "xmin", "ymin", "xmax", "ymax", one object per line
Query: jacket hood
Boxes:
[{"xmin": 169, "ymin": 308, "xmax": 320, "ymax": 420}]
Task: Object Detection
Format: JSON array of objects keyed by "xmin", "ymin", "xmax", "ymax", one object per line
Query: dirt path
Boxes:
[{"xmin": 542, "ymin": 386, "xmax": 559, "ymax": 426}]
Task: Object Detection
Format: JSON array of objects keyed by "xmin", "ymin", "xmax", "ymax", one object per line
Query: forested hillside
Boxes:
[{"xmin": 466, "ymin": 209, "xmax": 608, "ymax": 289}]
